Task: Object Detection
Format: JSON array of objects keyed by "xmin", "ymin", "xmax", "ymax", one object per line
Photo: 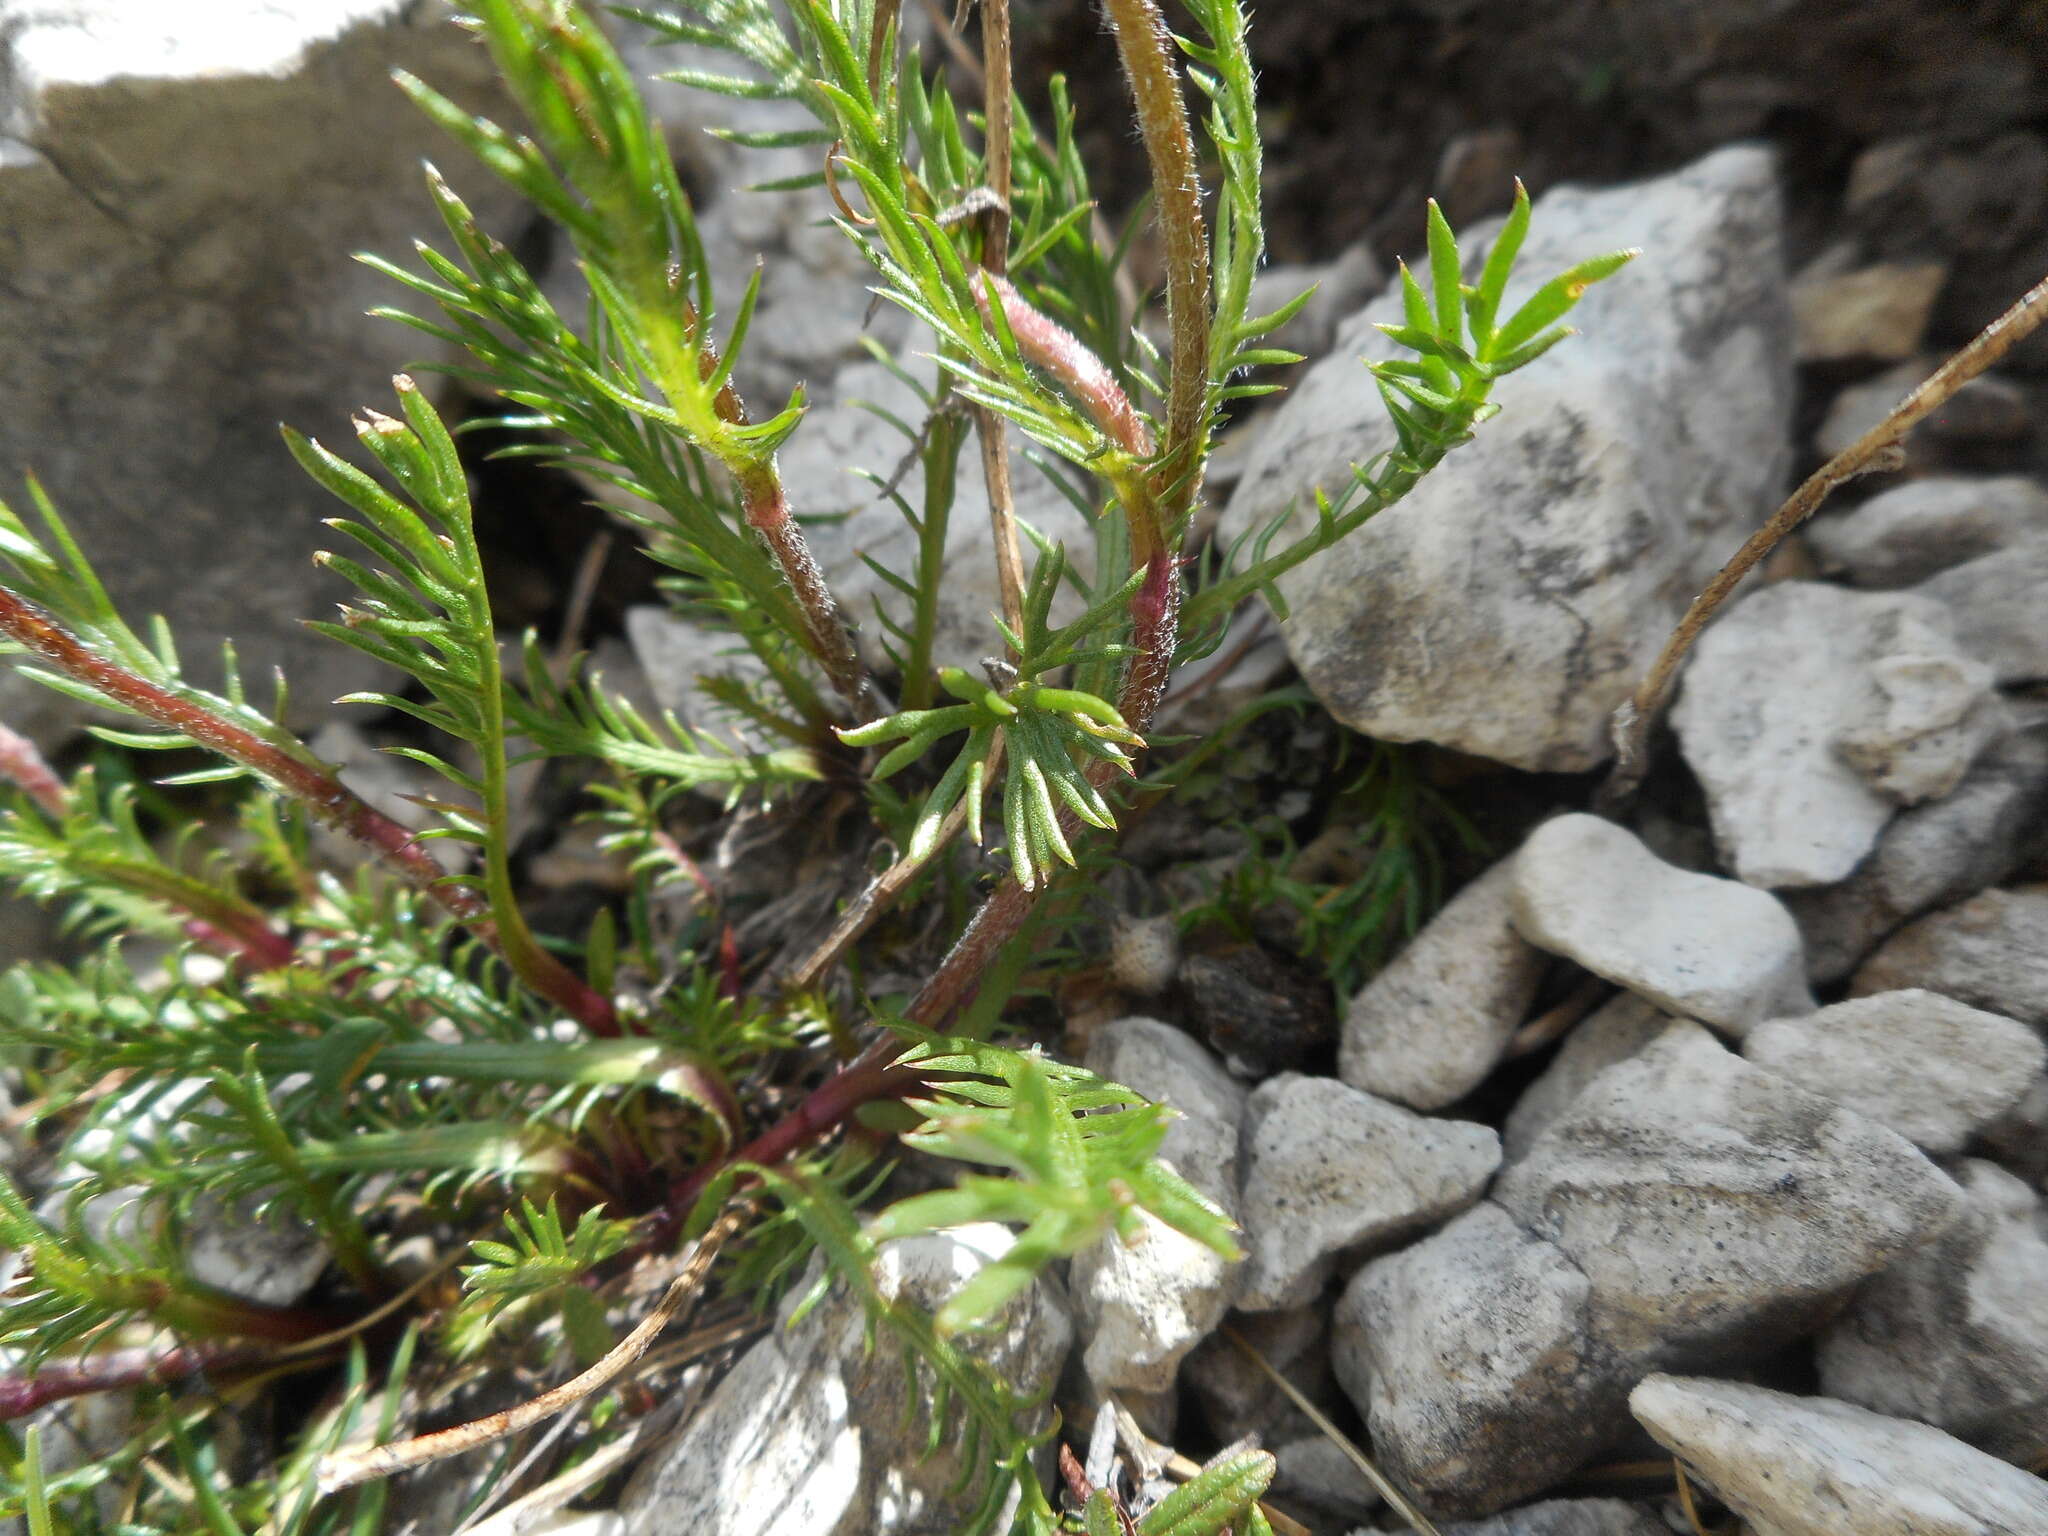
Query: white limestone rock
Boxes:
[
  {"xmin": 1670, "ymin": 582, "xmax": 2004, "ymax": 887},
  {"xmin": 1495, "ymin": 1021, "xmax": 1965, "ymax": 1361},
  {"xmin": 1851, "ymin": 885, "xmax": 2048, "ymax": 1028},
  {"xmin": 1069, "ymin": 1019, "xmax": 1247, "ymax": 1395},
  {"xmin": 1238, "ymin": 1074, "xmax": 1499, "ymax": 1311},
  {"xmin": 1806, "ymin": 474, "xmax": 2048, "ymax": 588},
  {"xmin": 1339, "ymin": 858, "xmax": 1549, "ymax": 1111},
  {"xmin": 1334, "ymin": 1203, "xmax": 1607, "ymax": 1519},
  {"xmin": 1915, "ymin": 538, "xmax": 2048, "ymax": 686},
  {"xmin": 1218, "ymin": 145, "xmax": 1792, "ymax": 772},
  {"xmin": 1744, "ymin": 991, "xmax": 2045, "ymax": 1153},
  {"xmin": 1501, "ymin": 993, "xmax": 1671, "ymax": 1163},
  {"xmin": 1819, "ymin": 1160, "xmax": 2048, "ymax": 1442},
  {"xmin": 1510, "ymin": 815, "xmax": 1812, "ymax": 1036},
  {"xmin": 1630, "ymin": 1374, "xmax": 2048, "ymax": 1536},
  {"xmin": 1787, "ymin": 725, "xmax": 2048, "ymax": 983},
  {"xmin": 0, "ymin": 1, "xmax": 529, "ymax": 742},
  {"xmin": 618, "ymin": 1225, "xmax": 1070, "ymax": 1536}
]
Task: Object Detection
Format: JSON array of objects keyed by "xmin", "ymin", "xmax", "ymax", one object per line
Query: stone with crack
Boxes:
[
  {"xmin": 1219, "ymin": 145, "xmax": 1792, "ymax": 772},
  {"xmin": 1237, "ymin": 1073, "xmax": 1498, "ymax": 1311},
  {"xmin": 1631, "ymin": 1374, "xmax": 2048, "ymax": 1536},
  {"xmin": 618, "ymin": 1224, "xmax": 1070, "ymax": 1536}
]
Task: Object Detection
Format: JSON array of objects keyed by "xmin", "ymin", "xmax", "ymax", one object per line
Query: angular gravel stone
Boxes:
[
  {"xmin": 1238, "ymin": 1074, "xmax": 1499, "ymax": 1311},
  {"xmin": 1744, "ymin": 991, "xmax": 2045, "ymax": 1153},
  {"xmin": 619, "ymin": 1225, "xmax": 1069, "ymax": 1536},
  {"xmin": 1671, "ymin": 583, "xmax": 2002, "ymax": 886},
  {"xmin": 1791, "ymin": 256, "xmax": 1946, "ymax": 363},
  {"xmin": 1851, "ymin": 886, "xmax": 2048, "ymax": 1027},
  {"xmin": 1818, "ymin": 1160, "xmax": 2048, "ymax": 1441},
  {"xmin": 1501, "ymin": 993, "xmax": 1671, "ymax": 1163},
  {"xmin": 1787, "ymin": 725, "xmax": 2048, "ymax": 983},
  {"xmin": 1915, "ymin": 539, "xmax": 2048, "ymax": 686},
  {"xmin": 1334, "ymin": 1203, "xmax": 1606, "ymax": 1518},
  {"xmin": 1070, "ymin": 1019, "xmax": 1247, "ymax": 1394},
  {"xmin": 1219, "ymin": 146, "xmax": 1792, "ymax": 772},
  {"xmin": 1806, "ymin": 475, "xmax": 2048, "ymax": 588},
  {"xmin": 1495, "ymin": 1021, "xmax": 1965, "ymax": 1360},
  {"xmin": 1339, "ymin": 858, "xmax": 1548, "ymax": 1111},
  {"xmin": 1511, "ymin": 815, "xmax": 1812, "ymax": 1036},
  {"xmin": 1631, "ymin": 1375, "xmax": 2048, "ymax": 1536}
]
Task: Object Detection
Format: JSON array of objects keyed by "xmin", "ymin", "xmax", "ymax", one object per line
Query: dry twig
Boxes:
[
  {"xmin": 1600, "ymin": 268, "xmax": 2048, "ymax": 810},
  {"xmin": 314, "ymin": 1201, "xmax": 745, "ymax": 1496}
]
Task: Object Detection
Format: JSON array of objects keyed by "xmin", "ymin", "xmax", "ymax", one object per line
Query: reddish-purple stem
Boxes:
[
  {"xmin": 0, "ymin": 720, "xmax": 67, "ymax": 819},
  {"xmin": 972, "ymin": 273, "xmax": 1153, "ymax": 460},
  {"xmin": 0, "ymin": 1342, "xmax": 277, "ymax": 1422},
  {"xmin": 0, "ymin": 587, "xmax": 618, "ymax": 1035}
]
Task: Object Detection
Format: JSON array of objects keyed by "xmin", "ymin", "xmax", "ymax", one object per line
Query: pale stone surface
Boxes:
[
  {"xmin": 1807, "ymin": 475, "xmax": 2048, "ymax": 588},
  {"xmin": 1788, "ymin": 726, "xmax": 2048, "ymax": 982},
  {"xmin": 1819, "ymin": 1161, "xmax": 2048, "ymax": 1443},
  {"xmin": 1220, "ymin": 146, "xmax": 1792, "ymax": 772},
  {"xmin": 1916, "ymin": 539, "xmax": 2048, "ymax": 686},
  {"xmin": 774, "ymin": 355, "xmax": 1096, "ymax": 680},
  {"xmin": 1631, "ymin": 1375, "xmax": 2048, "ymax": 1536},
  {"xmin": 619, "ymin": 1225, "xmax": 1070, "ymax": 1536},
  {"xmin": 1745, "ymin": 991, "xmax": 2045, "ymax": 1153},
  {"xmin": 1510, "ymin": 815, "xmax": 1812, "ymax": 1035},
  {"xmin": 1238, "ymin": 1074, "xmax": 1499, "ymax": 1311},
  {"xmin": 1496, "ymin": 1022, "xmax": 1964, "ymax": 1360},
  {"xmin": 1501, "ymin": 993, "xmax": 1671, "ymax": 1163},
  {"xmin": 0, "ymin": 1, "xmax": 527, "ymax": 741},
  {"xmin": 1335, "ymin": 1202, "xmax": 1607, "ymax": 1519},
  {"xmin": 1070, "ymin": 1019, "xmax": 1246, "ymax": 1395},
  {"xmin": 1791, "ymin": 254, "xmax": 1947, "ymax": 362},
  {"xmin": 1671, "ymin": 583, "xmax": 2003, "ymax": 886},
  {"xmin": 1339, "ymin": 858, "xmax": 1548, "ymax": 1110},
  {"xmin": 1851, "ymin": 886, "xmax": 2048, "ymax": 1027}
]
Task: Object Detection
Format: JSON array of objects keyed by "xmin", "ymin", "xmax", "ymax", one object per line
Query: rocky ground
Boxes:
[{"xmin": 5, "ymin": 2, "xmax": 2048, "ymax": 1534}]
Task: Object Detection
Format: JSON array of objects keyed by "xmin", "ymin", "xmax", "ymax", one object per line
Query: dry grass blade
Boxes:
[
  {"xmin": 314, "ymin": 1201, "xmax": 746, "ymax": 1496},
  {"xmin": 1600, "ymin": 267, "xmax": 2048, "ymax": 810},
  {"xmin": 1221, "ymin": 1324, "xmax": 1442, "ymax": 1535}
]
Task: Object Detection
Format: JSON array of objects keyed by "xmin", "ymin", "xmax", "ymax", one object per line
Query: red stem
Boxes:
[
  {"xmin": 0, "ymin": 587, "xmax": 617, "ymax": 1034},
  {"xmin": 972, "ymin": 273, "xmax": 1154, "ymax": 459},
  {"xmin": 0, "ymin": 720, "xmax": 67, "ymax": 819},
  {"xmin": 0, "ymin": 1341, "xmax": 276, "ymax": 1422}
]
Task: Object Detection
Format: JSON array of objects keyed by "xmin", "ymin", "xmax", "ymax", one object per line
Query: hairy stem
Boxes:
[
  {"xmin": 1101, "ymin": 0, "xmax": 1210, "ymax": 519},
  {"xmin": 0, "ymin": 1341, "xmax": 285, "ymax": 1424},
  {"xmin": 0, "ymin": 588, "xmax": 617, "ymax": 1032},
  {"xmin": 734, "ymin": 464, "xmax": 887, "ymax": 721}
]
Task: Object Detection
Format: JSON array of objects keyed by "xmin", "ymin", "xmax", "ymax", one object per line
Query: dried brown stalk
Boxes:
[
  {"xmin": 1600, "ymin": 269, "xmax": 2048, "ymax": 809},
  {"xmin": 315, "ymin": 1199, "xmax": 747, "ymax": 1496}
]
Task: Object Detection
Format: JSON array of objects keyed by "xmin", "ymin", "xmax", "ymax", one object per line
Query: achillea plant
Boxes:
[{"xmin": 0, "ymin": 0, "xmax": 1627, "ymax": 1529}]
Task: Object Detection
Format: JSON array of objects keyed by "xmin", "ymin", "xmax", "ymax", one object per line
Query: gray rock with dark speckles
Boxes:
[
  {"xmin": 1238, "ymin": 1073, "xmax": 1498, "ymax": 1311},
  {"xmin": 0, "ymin": 2, "xmax": 527, "ymax": 742},
  {"xmin": 1219, "ymin": 145, "xmax": 1792, "ymax": 772}
]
